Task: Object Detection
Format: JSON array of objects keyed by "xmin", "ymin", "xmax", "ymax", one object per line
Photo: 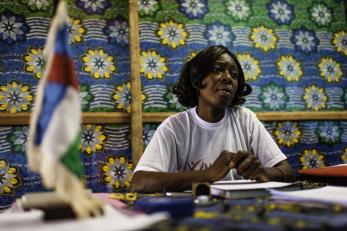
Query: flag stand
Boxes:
[{"xmin": 16, "ymin": 192, "xmax": 77, "ymax": 220}]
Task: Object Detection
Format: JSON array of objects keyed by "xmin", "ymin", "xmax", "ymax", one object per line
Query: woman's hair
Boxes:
[{"xmin": 173, "ymin": 45, "xmax": 252, "ymax": 107}]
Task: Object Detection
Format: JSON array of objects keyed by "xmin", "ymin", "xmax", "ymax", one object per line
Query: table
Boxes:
[{"xmin": 130, "ymin": 181, "xmax": 347, "ymax": 231}]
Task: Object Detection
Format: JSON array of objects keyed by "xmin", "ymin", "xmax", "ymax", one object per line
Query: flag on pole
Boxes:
[
  {"xmin": 27, "ymin": 1, "xmax": 103, "ymax": 218},
  {"xmin": 27, "ymin": 0, "xmax": 82, "ymax": 186}
]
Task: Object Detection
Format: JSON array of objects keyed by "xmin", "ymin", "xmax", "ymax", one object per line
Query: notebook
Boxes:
[{"xmin": 210, "ymin": 180, "xmax": 296, "ymax": 199}]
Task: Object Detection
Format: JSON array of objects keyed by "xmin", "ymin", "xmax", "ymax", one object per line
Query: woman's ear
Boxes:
[
  {"xmin": 191, "ymin": 76, "xmax": 200, "ymax": 89},
  {"xmin": 189, "ymin": 65, "xmax": 199, "ymax": 89}
]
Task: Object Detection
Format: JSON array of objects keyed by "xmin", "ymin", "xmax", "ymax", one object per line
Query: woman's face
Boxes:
[{"xmin": 197, "ymin": 53, "xmax": 239, "ymax": 110}]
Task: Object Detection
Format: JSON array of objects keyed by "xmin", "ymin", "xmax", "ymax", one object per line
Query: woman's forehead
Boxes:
[{"xmin": 214, "ymin": 53, "xmax": 237, "ymax": 66}]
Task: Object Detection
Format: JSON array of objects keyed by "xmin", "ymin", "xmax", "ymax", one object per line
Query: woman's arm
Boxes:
[
  {"xmin": 130, "ymin": 170, "xmax": 207, "ymax": 193},
  {"xmin": 231, "ymin": 151, "xmax": 296, "ymax": 182},
  {"xmin": 266, "ymin": 159, "xmax": 296, "ymax": 182},
  {"xmin": 131, "ymin": 151, "xmax": 234, "ymax": 193}
]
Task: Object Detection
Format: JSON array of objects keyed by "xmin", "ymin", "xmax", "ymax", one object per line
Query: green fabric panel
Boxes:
[{"xmin": 60, "ymin": 134, "xmax": 84, "ymax": 179}]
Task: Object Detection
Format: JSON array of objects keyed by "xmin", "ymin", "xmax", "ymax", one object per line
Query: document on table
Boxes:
[
  {"xmin": 213, "ymin": 179, "xmax": 256, "ymax": 185},
  {"xmin": 211, "ymin": 180, "xmax": 294, "ymax": 190},
  {"xmin": 210, "ymin": 180, "xmax": 295, "ymax": 199},
  {"xmin": 270, "ymin": 186, "xmax": 347, "ymax": 206},
  {"xmin": 0, "ymin": 205, "xmax": 168, "ymax": 231}
]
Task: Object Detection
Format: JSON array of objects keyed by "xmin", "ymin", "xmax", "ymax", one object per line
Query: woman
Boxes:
[{"xmin": 131, "ymin": 45, "xmax": 295, "ymax": 193}]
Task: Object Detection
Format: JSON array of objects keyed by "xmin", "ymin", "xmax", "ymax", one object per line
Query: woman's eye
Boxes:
[
  {"xmin": 213, "ymin": 67, "xmax": 222, "ymax": 72},
  {"xmin": 230, "ymin": 71, "xmax": 238, "ymax": 79}
]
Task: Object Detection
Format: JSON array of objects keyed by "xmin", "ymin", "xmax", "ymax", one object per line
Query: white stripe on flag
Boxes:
[{"xmin": 41, "ymin": 87, "xmax": 81, "ymax": 161}]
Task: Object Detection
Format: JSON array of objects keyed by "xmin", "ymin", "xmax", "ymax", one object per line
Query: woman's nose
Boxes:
[{"xmin": 220, "ymin": 71, "xmax": 232, "ymax": 83}]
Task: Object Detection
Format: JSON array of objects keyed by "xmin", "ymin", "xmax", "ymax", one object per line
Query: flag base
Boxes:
[{"xmin": 16, "ymin": 191, "xmax": 89, "ymax": 220}]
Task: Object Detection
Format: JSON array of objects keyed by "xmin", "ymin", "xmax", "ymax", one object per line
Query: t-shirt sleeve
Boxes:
[
  {"xmin": 244, "ymin": 109, "xmax": 287, "ymax": 167},
  {"xmin": 134, "ymin": 123, "xmax": 177, "ymax": 173}
]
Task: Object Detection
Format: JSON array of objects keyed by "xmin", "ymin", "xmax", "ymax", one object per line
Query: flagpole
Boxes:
[
  {"xmin": 52, "ymin": 0, "xmax": 61, "ymax": 15},
  {"xmin": 129, "ymin": 0, "xmax": 143, "ymax": 165}
]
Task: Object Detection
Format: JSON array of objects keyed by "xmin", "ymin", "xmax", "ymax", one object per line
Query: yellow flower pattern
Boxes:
[
  {"xmin": 23, "ymin": 47, "xmax": 45, "ymax": 79},
  {"xmin": 274, "ymin": 122, "xmax": 301, "ymax": 147},
  {"xmin": 300, "ymin": 149, "xmax": 325, "ymax": 169},
  {"xmin": 101, "ymin": 155, "xmax": 133, "ymax": 191},
  {"xmin": 341, "ymin": 147, "xmax": 347, "ymax": 164},
  {"xmin": 113, "ymin": 82, "xmax": 146, "ymax": 112},
  {"xmin": 277, "ymin": 55, "xmax": 303, "ymax": 81},
  {"xmin": 185, "ymin": 50, "xmax": 197, "ymax": 62},
  {"xmin": 251, "ymin": 25, "xmax": 277, "ymax": 52},
  {"xmin": 237, "ymin": 53, "xmax": 261, "ymax": 81},
  {"xmin": 318, "ymin": 57, "xmax": 343, "ymax": 82},
  {"xmin": 0, "ymin": 159, "xmax": 21, "ymax": 195},
  {"xmin": 303, "ymin": 85, "xmax": 327, "ymax": 111},
  {"xmin": 0, "ymin": 81, "xmax": 33, "ymax": 113},
  {"xmin": 81, "ymin": 48, "xmax": 116, "ymax": 79},
  {"xmin": 157, "ymin": 19, "xmax": 188, "ymax": 49},
  {"xmin": 69, "ymin": 19, "xmax": 86, "ymax": 44},
  {"xmin": 140, "ymin": 50, "xmax": 169, "ymax": 80},
  {"xmin": 332, "ymin": 31, "xmax": 347, "ymax": 55},
  {"xmin": 80, "ymin": 125, "xmax": 107, "ymax": 155}
]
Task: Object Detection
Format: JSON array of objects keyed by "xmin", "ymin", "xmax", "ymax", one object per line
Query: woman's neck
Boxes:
[{"xmin": 196, "ymin": 105, "xmax": 225, "ymax": 123}]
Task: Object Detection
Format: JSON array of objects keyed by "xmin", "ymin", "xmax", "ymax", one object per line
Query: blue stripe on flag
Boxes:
[
  {"xmin": 55, "ymin": 25, "xmax": 71, "ymax": 56},
  {"xmin": 35, "ymin": 83, "xmax": 67, "ymax": 144}
]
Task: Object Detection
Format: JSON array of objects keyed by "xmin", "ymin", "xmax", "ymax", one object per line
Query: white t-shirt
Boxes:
[{"xmin": 134, "ymin": 106, "xmax": 287, "ymax": 180}]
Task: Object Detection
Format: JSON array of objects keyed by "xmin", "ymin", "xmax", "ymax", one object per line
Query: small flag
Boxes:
[
  {"xmin": 27, "ymin": 0, "xmax": 82, "ymax": 188},
  {"xmin": 27, "ymin": 1, "xmax": 102, "ymax": 218}
]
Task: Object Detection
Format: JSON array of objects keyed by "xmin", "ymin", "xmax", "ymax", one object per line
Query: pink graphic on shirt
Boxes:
[{"xmin": 184, "ymin": 159, "xmax": 211, "ymax": 171}]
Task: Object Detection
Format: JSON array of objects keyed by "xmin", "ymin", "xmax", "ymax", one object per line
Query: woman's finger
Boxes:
[
  {"xmin": 231, "ymin": 151, "xmax": 249, "ymax": 167},
  {"xmin": 237, "ymin": 155, "xmax": 255, "ymax": 175},
  {"xmin": 242, "ymin": 160, "xmax": 260, "ymax": 179}
]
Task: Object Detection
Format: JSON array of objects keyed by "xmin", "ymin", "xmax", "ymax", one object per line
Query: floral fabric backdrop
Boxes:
[{"xmin": 0, "ymin": 0, "xmax": 346, "ymax": 208}]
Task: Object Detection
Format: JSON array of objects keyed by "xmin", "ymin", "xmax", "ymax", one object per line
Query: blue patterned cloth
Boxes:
[{"xmin": 0, "ymin": 0, "xmax": 346, "ymax": 209}]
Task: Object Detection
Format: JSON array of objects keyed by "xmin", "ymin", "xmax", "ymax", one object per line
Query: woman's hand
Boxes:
[
  {"xmin": 205, "ymin": 150, "xmax": 235, "ymax": 182},
  {"xmin": 229, "ymin": 151, "xmax": 270, "ymax": 182}
]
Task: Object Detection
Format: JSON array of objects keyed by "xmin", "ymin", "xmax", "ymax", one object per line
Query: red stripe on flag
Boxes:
[{"xmin": 47, "ymin": 53, "xmax": 79, "ymax": 90}]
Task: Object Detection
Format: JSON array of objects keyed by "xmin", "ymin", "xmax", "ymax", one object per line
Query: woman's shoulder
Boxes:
[
  {"xmin": 230, "ymin": 106, "xmax": 256, "ymax": 117},
  {"xmin": 160, "ymin": 108, "xmax": 192, "ymax": 129},
  {"xmin": 228, "ymin": 107, "xmax": 261, "ymax": 132}
]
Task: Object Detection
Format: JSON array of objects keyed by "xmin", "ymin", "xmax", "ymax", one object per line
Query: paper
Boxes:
[
  {"xmin": 211, "ymin": 181, "xmax": 293, "ymax": 191},
  {"xmin": 270, "ymin": 186, "xmax": 347, "ymax": 207},
  {"xmin": 334, "ymin": 164, "xmax": 347, "ymax": 166},
  {"xmin": 213, "ymin": 179, "xmax": 256, "ymax": 185},
  {"xmin": 0, "ymin": 205, "xmax": 167, "ymax": 231}
]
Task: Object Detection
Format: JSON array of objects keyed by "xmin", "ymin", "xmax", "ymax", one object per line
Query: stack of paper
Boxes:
[
  {"xmin": 270, "ymin": 186, "xmax": 347, "ymax": 207},
  {"xmin": 211, "ymin": 180, "xmax": 295, "ymax": 199}
]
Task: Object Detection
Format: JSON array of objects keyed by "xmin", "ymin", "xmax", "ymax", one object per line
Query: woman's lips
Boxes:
[
  {"xmin": 217, "ymin": 87, "xmax": 232, "ymax": 94},
  {"xmin": 218, "ymin": 89, "xmax": 232, "ymax": 96}
]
